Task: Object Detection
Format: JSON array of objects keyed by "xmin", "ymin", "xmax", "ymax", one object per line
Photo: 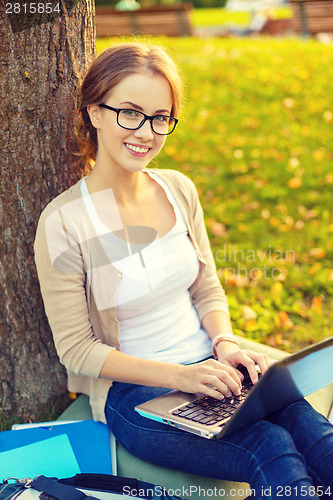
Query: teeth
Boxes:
[{"xmin": 126, "ymin": 144, "xmax": 149, "ymax": 153}]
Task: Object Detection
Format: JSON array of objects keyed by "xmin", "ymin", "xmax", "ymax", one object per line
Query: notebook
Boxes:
[
  {"xmin": 135, "ymin": 336, "xmax": 333, "ymax": 439},
  {"xmin": 1, "ymin": 420, "xmax": 113, "ymax": 474},
  {"xmin": 0, "ymin": 434, "xmax": 80, "ymax": 482}
]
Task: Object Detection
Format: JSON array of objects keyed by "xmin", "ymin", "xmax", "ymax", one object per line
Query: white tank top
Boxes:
[{"xmin": 80, "ymin": 170, "xmax": 212, "ymax": 364}]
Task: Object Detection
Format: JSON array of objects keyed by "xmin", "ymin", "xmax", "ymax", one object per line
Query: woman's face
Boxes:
[{"xmin": 88, "ymin": 71, "xmax": 173, "ymax": 175}]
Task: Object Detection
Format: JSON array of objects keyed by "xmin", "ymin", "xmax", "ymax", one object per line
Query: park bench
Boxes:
[
  {"xmin": 58, "ymin": 336, "xmax": 333, "ymax": 500},
  {"xmin": 290, "ymin": 0, "xmax": 333, "ymax": 36},
  {"xmin": 95, "ymin": 3, "xmax": 193, "ymax": 37}
]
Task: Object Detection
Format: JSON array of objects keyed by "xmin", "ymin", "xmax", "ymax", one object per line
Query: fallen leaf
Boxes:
[
  {"xmin": 218, "ymin": 268, "xmax": 236, "ymax": 286},
  {"xmin": 308, "ymin": 262, "xmax": 322, "ymax": 275},
  {"xmin": 243, "ymin": 201, "xmax": 260, "ymax": 211},
  {"xmin": 164, "ymin": 145, "xmax": 177, "ymax": 157},
  {"xmin": 278, "ymin": 311, "xmax": 294, "ymax": 329},
  {"xmin": 288, "ymin": 157, "xmax": 300, "ymax": 168},
  {"xmin": 283, "ymin": 98, "xmax": 295, "ymax": 108},
  {"xmin": 308, "ymin": 248, "xmax": 326, "ymax": 259},
  {"xmin": 269, "ymin": 333, "xmax": 284, "ymax": 348},
  {"xmin": 242, "ymin": 305, "xmax": 257, "ymax": 321},
  {"xmin": 271, "ymin": 281, "xmax": 283, "ymax": 300},
  {"xmin": 261, "ymin": 209, "xmax": 270, "ymax": 219},
  {"xmin": 234, "ymin": 274, "xmax": 250, "ymax": 287},
  {"xmin": 269, "ymin": 217, "xmax": 280, "ymax": 227},
  {"xmin": 207, "ymin": 218, "xmax": 227, "ymax": 238},
  {"xmin": 295, "ymin": 220, "xmax": 304, "ymax": 230},
  {"xmin": 237, "ymin": 223, "xmax": 248, "ymax": 232},
  {"xmin": 234, "ymin": 149, "xmax": 244, "ymax": 158},
  {"xmin": 323, "ymin": 111, "xmax": 333, "ymax": 122},
  {"xmin": 288, "ymin": 177, "xmax": 302, "ymax": 189},
  {"xmin": 311, "ymin": 296, "xmax": 323, "ymax": 311}
]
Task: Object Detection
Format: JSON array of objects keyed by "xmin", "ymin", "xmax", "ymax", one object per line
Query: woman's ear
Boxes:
[{"xmin": 87, "ymin": 104, "xmax": 101, "ymax": 129}]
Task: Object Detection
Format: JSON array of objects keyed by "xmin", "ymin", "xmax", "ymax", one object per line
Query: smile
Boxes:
[{"xmin": 125, "ymin": 143, "xmax": 150, "ymax": 154}]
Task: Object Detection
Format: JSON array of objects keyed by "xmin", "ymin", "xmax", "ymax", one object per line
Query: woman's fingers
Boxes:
[
  {"xmin": 243, "ymin": 350, "xmax": 272, "ymax": 383},
  {"xmin": 179, "ymin": 358, "xmax": 247, "ymax": 399},
  {"xmin": 205, "ymin": 374, "xmax": 241, "ymax": 397},
  {"xmin": 200, "ymin": 384, "xmax": 227, "ymax": 400},
  {"xmin": 236, "ymin": 350, "xmax": 273, "ymax": 384},
  {"xmin": 197, "ymin": 360, "xmax": 242, "ymax": 398},
  {"xmin": 219, "ymin": 349, "xmax": 274, "ymax": 385},
  {"xmin": 187, "ymin": 350, "xmax": 275, "ymax": 400}
]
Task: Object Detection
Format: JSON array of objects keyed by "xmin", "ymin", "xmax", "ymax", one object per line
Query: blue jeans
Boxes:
[{"xmin": 105, "ymin": 383, "xmax": 333, "ymax": 499}]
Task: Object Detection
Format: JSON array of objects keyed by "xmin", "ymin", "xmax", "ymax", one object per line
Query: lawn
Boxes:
[
  {"xmin": 190, "ymin": 6, "xmax": 293, "ymax": 28},
  {"xmin": 96, "ymin": 36, "xmax": 333, "ymax": 353}
]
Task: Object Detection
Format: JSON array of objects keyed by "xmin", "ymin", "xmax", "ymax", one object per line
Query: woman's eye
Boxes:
[
  {"xmin": 155, "ymin": 115, "xmax": 169, "ymax": 123},
  {"xmin": 122, "ymin": 109, "xmax": 140, "ymax": 117}
]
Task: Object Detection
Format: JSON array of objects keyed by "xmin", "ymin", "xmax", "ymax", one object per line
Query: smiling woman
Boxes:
[
  {"xmin": 33, "ymin": 41, "xmax": 333, "ymax": 497},
  {"xmin": 86, "ymin": 72, "xmax": 173, "ymax": 184},
  {"xmin": 75, "ymin": 43, "xmax": 183, "ymax": 170}
]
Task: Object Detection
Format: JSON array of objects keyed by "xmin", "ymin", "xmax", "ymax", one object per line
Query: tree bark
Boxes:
[{"xmin": 0, "ymin": 0, "xmax": 96, "ymax": 426}]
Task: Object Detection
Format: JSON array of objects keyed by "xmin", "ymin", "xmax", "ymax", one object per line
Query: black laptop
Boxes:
[{"xmin": 135, "ymin": 337, "xmax": 333, "ymax": 439}]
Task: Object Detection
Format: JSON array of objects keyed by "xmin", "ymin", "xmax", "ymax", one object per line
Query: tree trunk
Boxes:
[{"xmin": 0, "ymin": 0, "xmax": 96, "ymax": 427}]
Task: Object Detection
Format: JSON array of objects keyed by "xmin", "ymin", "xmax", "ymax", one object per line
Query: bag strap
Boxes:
[
  {"xmin": 61, "ymin": 474, "xmax": 158, "ymax": 499},
  {"xmin": 31, "ymin": 474, "xmax": 182, "ymax": 500},
  {"xmin": 30, "ymin": 476, "xmax": 99, "ymax": 500},
  {"xmin": 60, "ymin": 473, "xmax": 138, "ymax": 493}
]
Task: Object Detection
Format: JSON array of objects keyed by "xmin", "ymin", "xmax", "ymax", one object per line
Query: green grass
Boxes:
[
  {"xmin": 0, "ymin": 401, "xmax": 69, "ymax": 432},
  {"xmin": 96, "ymin": 36, "xmax": 333, "ymax": 353},
  {"xmin": 190, "ymin": 8, "xmax": 251, "ymax": 27},
  {"xmin": 190, "ymin": 6, "xmax": 293, "ymax": 27}
]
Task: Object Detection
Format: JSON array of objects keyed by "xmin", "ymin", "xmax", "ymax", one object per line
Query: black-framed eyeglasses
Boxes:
[{"xmin": 99, "ymin": 104, "xmax": 178, "ymax": 135}]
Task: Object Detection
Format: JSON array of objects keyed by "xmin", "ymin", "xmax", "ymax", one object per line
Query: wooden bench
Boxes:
[
  {"xmin": 290, "ymin": 0, "xmax": 333, "ymax": 36},
  {"xmin": 95, "ymin": 3, "xmax": 193, "ymax": 38}
]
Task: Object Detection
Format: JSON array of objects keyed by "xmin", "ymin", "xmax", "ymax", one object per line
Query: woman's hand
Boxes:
[
  {"xmin": 215, "ymin": 341, "xmax": 274, "ymax": 384},
  {"xmin": 174, "ymin": 358, "xmax": 243, "ymax": 400}
]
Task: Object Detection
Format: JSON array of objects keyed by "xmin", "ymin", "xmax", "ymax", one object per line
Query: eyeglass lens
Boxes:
[{"xmin": 118, "ymin": 109, "xmax": 176, "ymax": 135}]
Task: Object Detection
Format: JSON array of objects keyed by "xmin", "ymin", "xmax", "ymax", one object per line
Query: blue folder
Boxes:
[
  {"xmin": 0, "ymin": 434, "xmax": 81, "ymax": 482},
  {"xmin": 0, "ymin": 419, "xmax": 112, "ymax": 475}
]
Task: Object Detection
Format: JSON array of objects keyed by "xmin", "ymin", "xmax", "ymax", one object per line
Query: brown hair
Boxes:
[{"xmin": 74, "ymin": 42, "xmax": 183, "ymax": 169}]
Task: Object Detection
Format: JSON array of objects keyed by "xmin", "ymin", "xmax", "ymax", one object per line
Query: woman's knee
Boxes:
[
  {"xmin": 233, "ymin": 420, "xmax": 310, "ymax": 489},
  {"xmin": 232, "ymin": 420, "xmax": 295, "ymax": 458}
]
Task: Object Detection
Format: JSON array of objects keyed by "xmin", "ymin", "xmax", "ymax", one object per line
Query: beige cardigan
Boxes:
[{"xmin": 34, "ymin": 168, "xmax": 229, "ymax": 423}]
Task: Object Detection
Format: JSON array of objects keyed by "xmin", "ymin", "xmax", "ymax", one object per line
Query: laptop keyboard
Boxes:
[{"xmin": 170, "ymin": 378, "xmax": 255, "ymax": 426}]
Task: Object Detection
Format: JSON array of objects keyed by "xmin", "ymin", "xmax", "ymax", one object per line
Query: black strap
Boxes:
[
  {"xmin": 61, "ymin": 474, "xmax": 162, "ymax": 499},
  {"xmin": 31, "ymin": 474, "xmax": 181, "ymax": 500},
  {"xmin": 60, "ymin": 473, "xmax": 138, "ymax": 493},
  {"xmin": 30, "ymin": 476, "xmax": 98, "ymax": 500}
]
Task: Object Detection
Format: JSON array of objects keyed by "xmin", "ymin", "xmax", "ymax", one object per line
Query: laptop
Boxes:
[{"xmin": 135, "ymin": 337, "xmax": 333, "ymax": 439}]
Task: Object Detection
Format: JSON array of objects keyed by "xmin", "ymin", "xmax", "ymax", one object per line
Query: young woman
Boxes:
[{"xmin": 34, "ymin": 42, "xmax": 333, "ymax": 499}]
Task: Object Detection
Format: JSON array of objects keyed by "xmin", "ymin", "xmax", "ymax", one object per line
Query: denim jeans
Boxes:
[{"xmin": 105, "ymin": 382, "xmax": 333, "ymax": 499}]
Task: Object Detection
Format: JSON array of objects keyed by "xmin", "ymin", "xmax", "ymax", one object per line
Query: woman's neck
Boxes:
[{"xmin": 85, "ymin": 163, "xmax": 149, "ymax": 207}]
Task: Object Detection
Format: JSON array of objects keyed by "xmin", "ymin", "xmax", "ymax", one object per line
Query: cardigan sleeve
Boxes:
[{"xmin": 34, "ymin": 202, "xmax": 114, "ymax": 378}]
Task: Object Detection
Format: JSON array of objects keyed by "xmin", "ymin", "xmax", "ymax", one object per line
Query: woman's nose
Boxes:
[{"xmin": 134, "ymin": 119, "xmax": 154, "ymax": 141}]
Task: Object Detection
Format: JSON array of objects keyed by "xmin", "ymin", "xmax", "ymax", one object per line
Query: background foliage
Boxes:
[
  {"xmin": 95, "ymin": 0, "xmax": 227, "ymax": 7},
  {"xmin": 190, "ymin": 5, "xmax": 292, "ymax": 26},
  {"xmin": 97, "ymin": 36, "xmax": 333, "ymax": 353}
]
